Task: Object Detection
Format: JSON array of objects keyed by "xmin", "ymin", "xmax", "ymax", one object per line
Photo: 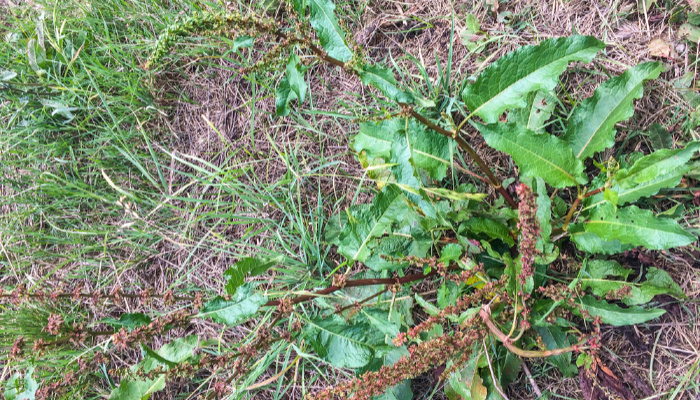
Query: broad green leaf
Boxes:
[
  {"xmin": 362, "ymin": 308, "xmax": 401, "ymax": 338},
  {"xmin": 4, "ymin": 368, "xmax": 37, "ymax": 400},
  {"xmin": 564, "ymin": 62, "xmax": 662, "ymax": 160},
  {"xmin": 308, "ymin": 0, "xmax": 352, "ymax": 62},
  {"xmin": 533, "ymin": 326, "xmax": 577, "ymax": 377},
  {"xmin": 103, "ymin": 313, "xmax": 151, "ymax": 331},
  {"xmin": 359, "ymin": 64, "xmax": 414, "ymax": 103},
  {"xmin": 355, "ymin": 119, "xmax": 454, "ymax": 183},
  {"xmin": 224, "ymin": 256, "xmax": 282, "ymax": 295},
  {"xmin": 584, "ymin": 142, "xmax": 700, "ymax": 210},
  {"xmin": 440, "ymin": 243, "xmax": 463, "ymax": 264},
  {"xmin": 574, "ymin": 296, "xmax": 665, "ymax": 326},
  {"xmin": 569, "ymin": 226, "xmax": 633, "ymax": 255},
  {"xmin": 338, "ymin": 185, "xmax": 409, "ymax": 261},
  {"xmin": 232, "ymin": 36, "xmax": 254, "ymax": 51},
  {"xmin": 292, "ymin": 0, "xmax": 308, "ymax": 16},
  {"xmin": 197, "ymin": 284, "xmax": 267, "ymax": 326},
  {"xmin": 460, "ymin": 217, "xmax": 514, "ymax": 245},
  {"xmin": 438, "ymin": 281, "xmax": 461, "ymax": 309},
  {"xmin": 110, "ymin": 336, "xmax": 197, "ymax": 400},
  {"xmin": 407, "ymin": 122, "xmax": 454, "ymax": 182},
  {"xmin": 462, "ymin": 35, "xmax": 604, "ymax": 123},
  {"xmin": 275, "ymin": 54, "xmax": 306, "ymax": 117},
  {"xmin": 478, "ymin": 122, "xmax": 587, "ymax": 188},
  {"xmin": 507, "ymin": 90, "xmax": 557, "ymax": 133},
  {"xmin": 585, "ymin": 260, "xmax": 632, "ymax": 279},
  {"xmin": 582, "ymin": 263, "xmax": 685, "ymax": 306},
  {"xmin": 582, "ymin": 204, "xmax": 696, "ymax": 250},
  {"xmin": 446, "ymin": 352, "xmax": 483, "ymax": 400},
  {"xmin": 304, "ymin": 314, "xmax": 376, "ymax": 369},
  {"xmin": 363, "ymin": 233, "xmax": 431, "ymax": 271}
]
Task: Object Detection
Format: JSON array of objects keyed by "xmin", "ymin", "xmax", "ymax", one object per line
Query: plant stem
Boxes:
[
  {"xmin": 282, "ymin": 29, "xmax": 517, "ymax": 209},
  {"xmin": 406, "ymin": 108, "xmax": 518, "ymax": 209},
  {"xmin": 479, "ymin": 305, "xmax": 587, "ymax": 358},
  {"xmin": 265, "ymin": 266, "xmax": 456, "ymax": 307}
]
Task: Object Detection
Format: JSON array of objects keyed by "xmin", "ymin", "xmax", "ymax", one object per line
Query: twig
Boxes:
[
  {"xmin": 521, "ymin": 360, "xmax": 543, "ymax": 398},
  {"xmin": 264, "ymin": 266, "xmax": 457, "ymax": 307},
  {"xmin": 483, "ymin": 340, "xmax": 511, "ymax": 400}
]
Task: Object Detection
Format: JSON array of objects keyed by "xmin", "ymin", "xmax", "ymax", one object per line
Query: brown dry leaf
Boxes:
[
  {"xmin": 649, "ymin": 38, "xmax": 677, "ymax": 59},
  {"xmin": 579, "ymin": 356, "xmax": 635, "ymax": 400}
]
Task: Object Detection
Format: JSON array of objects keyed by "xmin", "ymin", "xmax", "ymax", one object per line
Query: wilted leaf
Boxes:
[
  {"xmin": 308, "ymin": 0, "xmax": 352, "ymax": 62},
  {"xmin": 648, "ymin": 38, "xmax": 677, "ymax": 59},
  {"xmin": 478, "ymin": 122, "xmax": 587, "ymax": 188},
  {"xmin": 198, "ymin": 284, "xmax": 267, "ymax": 326},
  {"xmin": 463, "ymin": 35, "xmax": 604, "ymax": 123},
  {"xmin": 563, "ymin": 62, "xmax": 662, "ymax": 160}
]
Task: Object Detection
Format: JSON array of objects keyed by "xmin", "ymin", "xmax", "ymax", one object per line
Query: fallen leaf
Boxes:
[{"xmin": 648, "ymin": 38, "xmax": 677, "ymax": 59}]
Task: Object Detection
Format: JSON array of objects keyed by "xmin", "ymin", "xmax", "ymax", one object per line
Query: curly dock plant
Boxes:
[{"xmin": 4, "ymin": 1, "xmax": 697, "ymax": 399}]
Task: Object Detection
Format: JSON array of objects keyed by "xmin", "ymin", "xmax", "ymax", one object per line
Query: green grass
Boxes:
[{"xmin": 1, "ymin": 0, "xmax": 356, "ymax": 397}]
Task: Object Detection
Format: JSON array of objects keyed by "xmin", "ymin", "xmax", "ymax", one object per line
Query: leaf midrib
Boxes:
[
  {"xmin": 573, "ymin": 76, "xmax": 649, "ymax": 159},
  {"xmin": 352, "ymin": 195, "xmax": 402, "ymax": 259},
  {"xmin": 470, "ymin": 47, "xmax": 596, "ymax": 118},
  {"xmin": 306, "ymin": 319, "xmax": 377, "ymax": 350},
  {"xmin": 502, "ymin": 135, "xmax": 577, "ymax": 183}
]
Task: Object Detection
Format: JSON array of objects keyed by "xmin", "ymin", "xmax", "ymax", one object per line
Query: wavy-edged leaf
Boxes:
[
  {"xmin": 359, "ymin": 64, "xmax": 414, "ymax": 103},
  {"xmin": 275, "ymin": 54, "xmax": 306, "ymax": 117},
  {"xmin": 569, "ymin": 225, "xmax": 633, "ymax": 255},
  {"xmin": 224, "ymin": 256, "xmax": 282, "ymax": 295},
  {"xmin": 198, "ymin": 284, "xmax": 267, "ymax": 326},
  {"xmin": 564, "ymin": 62, "xmax": 663, "ymax": 160},
  {"xmin": 478, "ymin": 122, "xmax": 587, "ymax": 188},
  {"xmin": 582, "ymin": 204, "xmax": 696, "ymax": 250},
  {"xmin": 584, "ymin": 142, "xmax": 700, "ymax": 210},
  {"xmin": 574, "ymin": 296, "xmax": 665, "ymax": 326},
  {"xmin": 103, "ymin": 313, "xmax": 151, "ymax": 331},
  {"xmin": 308, "ymin": 0, "xmax": 352, "ymax": 62},
  {"xmin": 304, "ymin": 314, "xmax": 376, "ymax": 369},
  {"xmin": 462, "ymin": 35, "xmax": 604, "ymax": 123},
  {"xmin": 338, "ymin": 184, "xmax": 409, "ymax": 261}
]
